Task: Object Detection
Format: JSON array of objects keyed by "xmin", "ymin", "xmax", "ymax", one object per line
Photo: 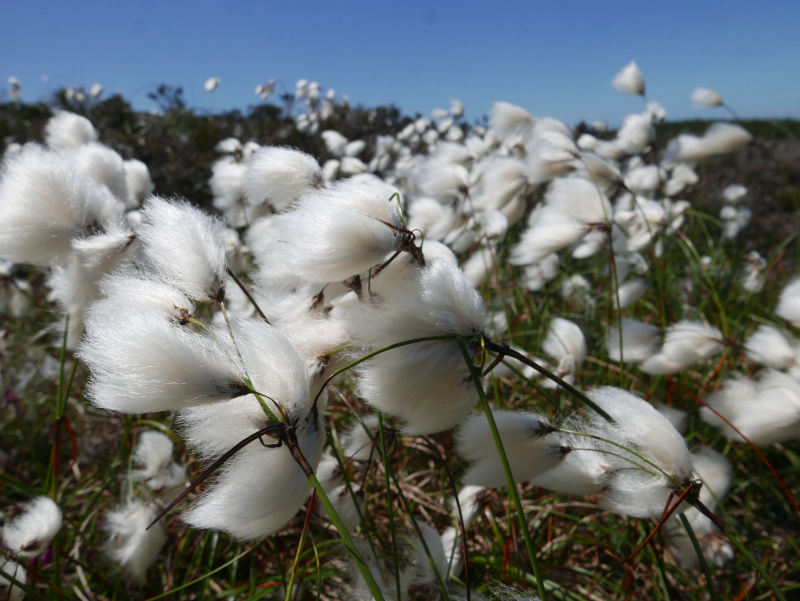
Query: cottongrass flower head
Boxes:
[
  {"xmin": 0, "ymin": 144, "xmax": 125, "ymax": 266},
  {"xmin": 0, "ymin": 560, "xmax": 26, "ymax": 601},
  {"xmin": 691, "ymin": 87, "xmax": 723, "ymax": 108},
  {"xmin": 130, "ymin": 430, "xmax": 186, "ymax": 500},
  {"xmin": 606, "ymin": 317, "xmax": 661, "ymax": 363},
  {"xmin": 137, "ymin": 196, "xmax": 228, "ymax": 302},
  {"xmin": 776, "ymin": 276, "xmax": 800, "ymax": 328},
  {"xmin": 103, "ymin": 500, "xmax": 167, "ymax": 585},
  {"xmin": 585, "ymin": 387, "xmax": 694, "ymax": 518},
  {"xmin": 79, "ymin": 309, "xmax": 250, "ymax": 414},
  {"xmin": 177, "ymin": 318, "xmax": 325, "ymax": 540},
  {"xmin": 744, "ymin": 324, "xmax": 795, "ymax": 369},
  {"xmin": 1, "ymin": 496, "xmax": 62, "ymax": 557},
  {"xmin": 352, "ymin": 258, "xmax": 487, "ymax": 434},
  {"xmin": 612, "ymin": 61, "xmax": 645, "ymax": 96},
  {"xmin": 639, "ymin": 320, "xmax": 725, "ymax": 375},
  {"xmin": 243, "ymin": 146, "xmax": 324, "ymax": 211},
  {"xmin": 457, "ymin": 412, "xmax": 568, "ymax": 488},
  {"xmin": 44, "ymin": 111, "xmax": 98, "ymax": 150}
]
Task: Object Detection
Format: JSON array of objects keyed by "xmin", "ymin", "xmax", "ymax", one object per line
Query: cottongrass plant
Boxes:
[{"xmin": 0, "ymin": 64, "xmax": 798, "ymax": 601}]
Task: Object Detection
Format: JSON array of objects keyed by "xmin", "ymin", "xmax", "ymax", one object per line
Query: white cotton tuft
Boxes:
[
  {"xmin": 614, "ymin": 278, "xmax": 647, "ymax": 309},
  {"xmin": 509, "ymin": 177, "xmax": 611, "ymax": 266},
  {"xmin": 639, "ymin": 320, "xmax": 724, "ymax": 375},
  {"xmin": 79, "ymin": 309, "xmax": 247, "ymax": 413},
  {"xmin": 321, "ymin": 130, "xmax": 348, "ymax": 156},
  {"xmin": 543, "ymin": 317, "xmax": 586, "ymax": 368},
  {"xmin": 615, "ymin": 113, "xmax": 654, "ymax": 154},
  {"xmin": 489, "ymin": 101, "xmax": 534, "ymax": 140},
  {"xmin": 103, "ymin": 501, "xmax": 166, "ymax": 585},
  {"xmin": 137, "ymin": 197, "xmax": 227, "ymax": 302},
  {"xmin": 266, "ymin": 179, "xmax": 404, "ymax": 282},
  {"xmin": 532, "ymin": 421, "xmax": 614, "ymax": 495},
  {"xmin": 352, "ymin": 258, "xmax": 487, "ymax": 434},
  {"xmin": 0, "ymin": 144, "xmax": 124, "ymax": 265},
  {"xmin": 722, "ymin": 184, "xmax": 747, "ymax": 204},
  {"xmin": 44, "ymin": 111, "xmax": 98, "ymax": 150},
  {"xmin": 776, "ymin": 277, "xmax": 800, "ymax": 328},
  {"xmin": 703, "ymin": 122, "xmax": 753, "ymax": 154},
  {"xmin": 587, "ymin": 387, "xmax": 693, "ymax": 518},
  {"xmin": 71, "ymin": 142, "xmax": 130, "ymax": 202},
  {"xmin": 177, "ymin": 319, "xmax": 325, "ymax": 540},
  {"xmin": 243, "ymin": 146, "xmax": 323, "ymax": 211},
  {"xmin": 522, "ymin": 254, "xmax": 560, "ymax": 291},
  {"xmin": 702, "ymin": 370, "xmax": 800, "ymax": 445},
  {"xmin": 744, "ymin": 325, "xmax": 795, "ymax": 369},
  {"xmin": 1, "ymin": 496, "xmax": 63, "ymax": 557},
  {"xmin": 93, "ymin": 269, "xmax": 195, "ymax": 322},
  {"xmin": 457, "ymin": 412, "xmax": 567, "ymax": 488},
  {"xmin": 130, "ymin": 431, "xmax": 185, "ymax": 498},
  {"xmin": 0, "ymin": 560, "xmax": 26, "ymax": 601},
  {"xmin": 691, "ymin": 87, "xmax": 723, "ymax": 108},
  {"xmin": 612, "ymin": 61, "xmax": 645, "ymax": 96},
  {"xmin": 123, "ymin": 159, "xmax": 155, "ymax": 209},
  {"xmin": 606, "ymin": 318, "xmax": 661, "ymax": 363}
]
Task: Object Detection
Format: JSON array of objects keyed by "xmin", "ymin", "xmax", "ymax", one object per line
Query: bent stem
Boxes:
[
  {"xmin": 483, "ymin": 340, "xmax": 614, "ymax": 423},
  {"xmin": 457, "ymin": 339, "xmax": 547, "ymax": 601},
  {"xmin": 226, "ymin": 266, "xmax": 270, "ymax": 324},
  {"xmin": 284, "ymin": 428, "xmax": 387, "ymax": 601},
  {"xmin": 377, "ymin": 413, "xmax": 402, "ymax": 601},
  {"xmin": 679, "ymin": 514, "xmax": 720, "ymax": 601}
]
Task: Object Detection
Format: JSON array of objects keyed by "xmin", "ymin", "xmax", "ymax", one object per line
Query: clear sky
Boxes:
[{"xmin": 2, "ymin": 1, "xmax": 799, "ymax": 127}]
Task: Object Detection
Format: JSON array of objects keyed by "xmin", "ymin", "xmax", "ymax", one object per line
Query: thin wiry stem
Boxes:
[
  {"xmin": 226, "ymin": 266, "xmax": 270, "ymax": 324},
  {"xmin": 377, "ymin": 413, "xmax": 402, "ymax": 601},
  {"xmin": 457, "ymin": 338, "xmax": 548, "ymax": 601},
  {"xmin": 679, "ymin": 514, "xmax": 720, "ymax": 601}
]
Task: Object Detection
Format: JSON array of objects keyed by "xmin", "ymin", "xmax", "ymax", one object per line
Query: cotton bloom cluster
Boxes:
[
  {"xmin": 131, "ymin": 430, "xmax": 186, "ymax": 503},
  {"xmin": 1, "ymin": 496, "xmax": 62, "ymax": 557},
  {"xmin": 0, "ymin": 559, "xmax": 26, "ymax": 601},
  {"xmin": 103, "ymin": 500, "xmax": 167, "ymax": 585},
  {"xmin": 0, "ymin": 111, "xmax": 156, "ymax": 347},
  {"xmin": 638, "ymin": 320, "xmax": 725, "ymax": 375},
  {"xmin": 455, "ymin": 387, "xmax": 694, "ymax": 519}
]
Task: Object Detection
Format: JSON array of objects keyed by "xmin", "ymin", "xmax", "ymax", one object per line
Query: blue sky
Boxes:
[{"xmin": 2, "ymin": 1, "xmax": 799, "ymax": 126}]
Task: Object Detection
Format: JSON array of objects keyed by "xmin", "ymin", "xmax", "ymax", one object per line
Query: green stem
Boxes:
[
  {"xmin": 284, "ymin": 493, "xmax": 315, "ymax": 601},
  {"xmin": 313, "ymin": 335, "xmax": 456, "ymax": 406},
  {"xmin": 377, "ymin": 414, "xmax": 402, "ymax": 601},
  {"xmin": 226, "ymin": 266, "xmax": 270, "ymax": 324},
  {"xmin": 307, "ymin": 472, "xmax": 387, "ymax": 601},
  {"xmin": 484, "ymin": 340, "xmax": 614, "ymax": 423},
  {"xmin": 457, "ymin": 338, "xmax": 548, "ymax": 601},
  {"xmin": 724, "ymin": 529, "xmax": 786, "ymax": 601},
  {"xmin": 679, "ymin": 514, "xmax": 720, "ymax": 601}
]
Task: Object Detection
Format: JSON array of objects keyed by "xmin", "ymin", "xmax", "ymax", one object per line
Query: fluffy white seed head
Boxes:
[
  {"xmin": 776, "ymin": 277, "xmax": 800, "ymax": 328},
  {"xmin": 639, "ymin": 320, "xmax": 725, "ymax": 375},
  {"xmin": 123, "ymin": 159, "xmax": 155, "ymax": 209},
  {"xmin": 0, "ymin": 144, "xmax": 125, "ymax": 265},
  {"xmin": 489, "ymin": 102, "xmax": 534, "ymax": 140},
  {"xmin": 44, "ymin": 111, "xmax": 98, "ymax": 150},
  {"xmin": 70, "ymin": 142, "xmax": 130, "ymax": 202},
  {"xmin": 93, "ymin": 269, "xmax": 195, "ymax": 322},
  {"xmin": 457, "ymin": 412, "xmax": 568, "ymax": 488},
  {"xmin": 137, "ymin": 197, "xmax": 227, "ymax": 302},
  {"xmin": 532, "ymin": 420, "xmax": 614, "ymax": 495},
  {"xmin": 587, "ymin": 387, "xmax": 693, "ymax": 518},
  {"xmin": 606, "ymin": 318, "xmax": 661, "ymax": 363},
  {"xmin": 243, "ymin": 146, "xmax": 324, "ymax": 211},
  {"xmin": 352, "ymin": 258, "xmax": 487, "ymax": 434},
  {"xmin": 543, "ymin": 318, "xmax": 586, "ymax": 367},
  {"xmin": 341, "ymin": 414, "xmax": 381, "ymax": 462},
  {"xmin": 612, "ymin": 61, "xmax": 645, "ymax": 96},
  {"xmin": 1, "ymin": 496, "xmax": 63, "ymax": 557},
  {"xmin": 691, "ymin": 87, "xmax": 723, "ymax": 108},
  {"xmin": 79, "ymin": 309, "xmax": 248, "ymax": 413},
  {"xmin": 103, "ymin": 501, "xmax": 167, "ymax": 585},
  {"xmin": 703, "ymin": 370, "xmax": 800, "ymax": 445},
  {"xmin": 744, "ymin": 325, "xmax": 795, "ymax": 369},
  {"xmin": 0, "ymin": 560, "xmax": 26, "ymax": 601}
]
